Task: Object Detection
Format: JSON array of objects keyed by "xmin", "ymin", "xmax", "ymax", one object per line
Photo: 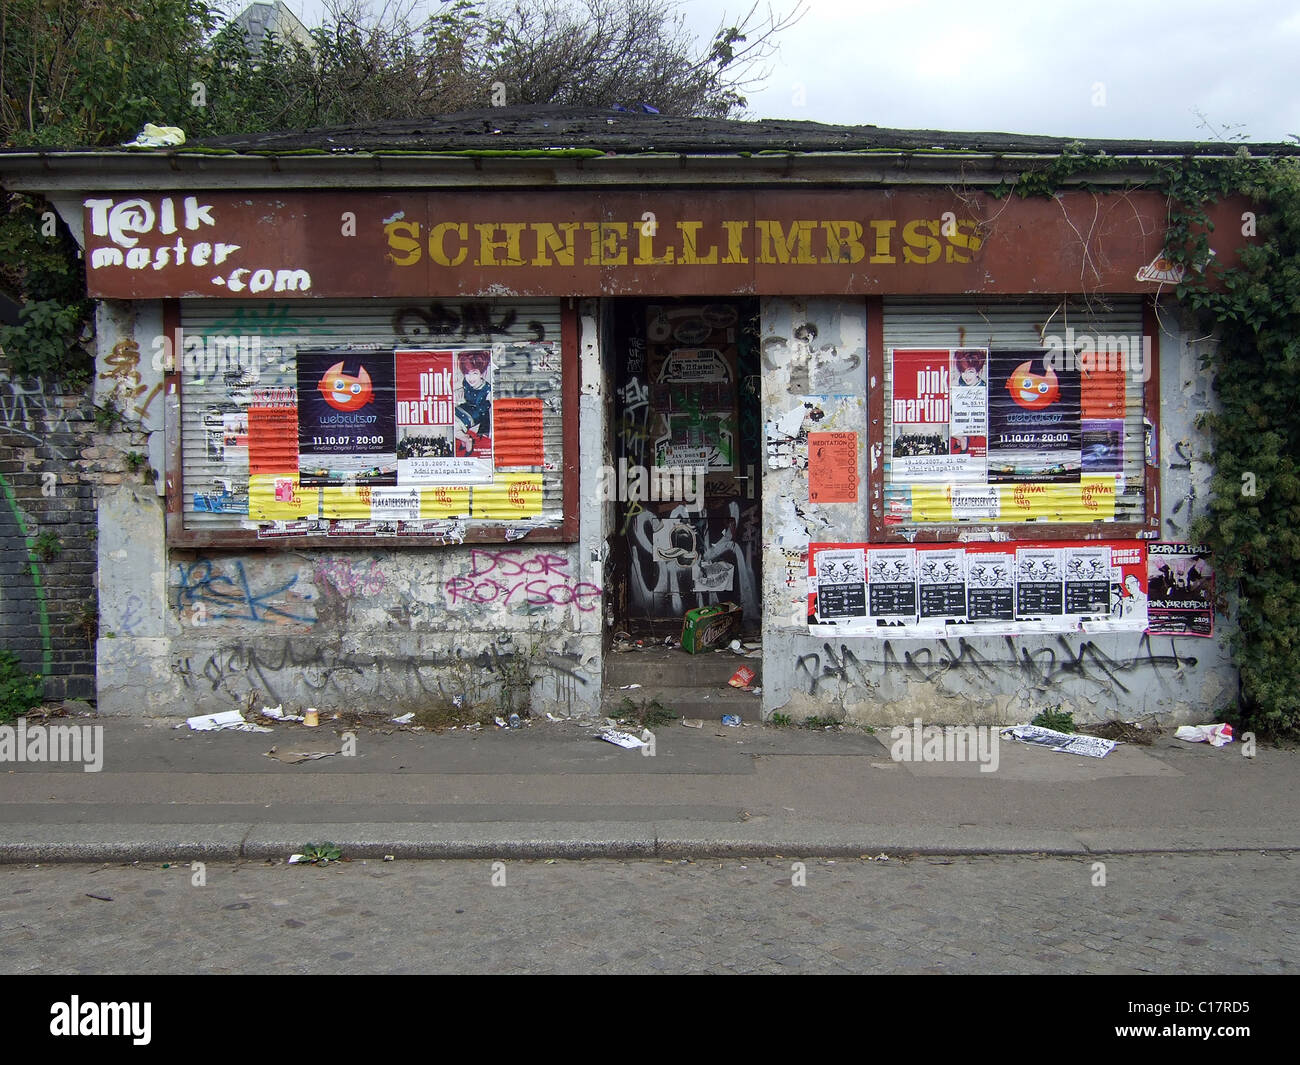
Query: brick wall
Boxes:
[{"xmin": 0, "ymin": 352, "xmax": 99, "ymax": 702}]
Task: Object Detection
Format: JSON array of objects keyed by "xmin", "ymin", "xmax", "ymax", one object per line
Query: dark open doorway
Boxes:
[{"xmin": 607, "ymin": 298, "xmax": 762, "ymax": 638}]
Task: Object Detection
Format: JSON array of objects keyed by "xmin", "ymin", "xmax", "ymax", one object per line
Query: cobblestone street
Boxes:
[{"xmin": 2, "ymin": 851, "xmax": 1295, "ymax": 974}]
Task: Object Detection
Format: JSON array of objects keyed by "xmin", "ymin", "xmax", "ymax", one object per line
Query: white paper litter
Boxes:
[
  {"xmin": 619, "ymin": 683, "xmax": 642, "ymax": 690},
  {"xmin": 287, "ymin": 854, "xmax": 304, "ymax": 865},
  {"xmin": 186, "ymin": 710, "xmax": 273, "ymax": 733},
  {"xmin": 597, "ymin": 726, "xmax": 645, "ymax": 749},
  {"xmin": 1002, "ymin": 724, "xmax": 1116, "ymax": 758},
  {"xmin": 261, "ymin": 705, "xmax": 304, "ymax": 722},
  {"xmin": 391, "ymin": 712, "xmax": 415, "ymax": 724},
  {"xmin": 1175, "ymin": 723, "xmax": 1235, "ymax": 747}
]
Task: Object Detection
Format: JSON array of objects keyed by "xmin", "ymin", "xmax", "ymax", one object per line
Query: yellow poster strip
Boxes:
[
  {"xmin": 906, "ymin": 476, "xmax": 1117, "ymax": 523},
  {"xmin": 420, "ymin": 485, "xmax": 472, "ymax": 519},
  {"xmin": 248, "ymin": 473, "xmax": 314, "ymax": 521},
  {"xmin": 320, "ymin": 484, "xmax": 371, "ymax": 520},
  {"xmin": 469, "ymin": 473, "xmax": 544, "ymax": 519},
  {"xmin": 998, "ymin": 476, "xmax": 1116, "ymax": 522},
  {"xmin": 910, "ymin": 485, "xmax": 953, "ymax": 522}
]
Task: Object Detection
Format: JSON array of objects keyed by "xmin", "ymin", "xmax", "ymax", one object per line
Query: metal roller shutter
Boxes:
[
  {"xmin": 178, "ymin": 298, "xmax": 565, "ymax": 532},
  {"xmin": 882, "ymin": 296, "xmax": 1146, "ymax": 527}
]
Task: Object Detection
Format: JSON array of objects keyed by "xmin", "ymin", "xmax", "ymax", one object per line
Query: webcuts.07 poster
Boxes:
[
  {"xmin": 297, "ymin": 350, "xmax": 397, "ymax": 486},
  {"xmin": 988, "ymin": 349, "xmax": 1081, "ymax": 483}
]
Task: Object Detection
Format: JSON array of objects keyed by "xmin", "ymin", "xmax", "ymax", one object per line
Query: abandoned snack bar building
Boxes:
[{"xmin": 0, "ymin": 106, "xmax": 1282, "ymax": 724}]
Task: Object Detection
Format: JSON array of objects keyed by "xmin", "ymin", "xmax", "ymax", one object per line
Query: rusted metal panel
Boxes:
[{"xmin": 83, "ymin": 189, "xmax": 1251, "ymax": 300}]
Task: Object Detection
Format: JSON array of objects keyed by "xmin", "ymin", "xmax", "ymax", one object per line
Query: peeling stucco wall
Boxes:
[
  {"xmin": 759, "ymin": 295, "xmax": 1237, "ymax": 727},
  {"xmin": 95, "ymin": 301, "xmax": 606, "ymax": 718}
]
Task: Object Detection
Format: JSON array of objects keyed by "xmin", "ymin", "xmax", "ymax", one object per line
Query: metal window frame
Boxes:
[
  {"xmin": 163, "ymin": 297, "xmax": 581, "ymax": 548},
  {"xmin": 866, "ymin": 294, "xmax": 1161, "ymax": 543}
]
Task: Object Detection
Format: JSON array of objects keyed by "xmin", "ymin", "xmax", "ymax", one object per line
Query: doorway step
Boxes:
[{"xmin": 602, "ymin": 644, "xmax": 763, "ymax": 726}]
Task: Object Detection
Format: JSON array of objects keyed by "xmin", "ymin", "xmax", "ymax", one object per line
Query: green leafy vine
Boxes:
[{"xmin": 1002, "ymin": 145, "xmax": 1300, "ymax": 736}]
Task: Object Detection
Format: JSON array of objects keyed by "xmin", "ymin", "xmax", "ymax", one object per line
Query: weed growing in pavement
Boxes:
[
  {"xmin": 618, "ymin": 696, "xmax": 678, "ymax": 728},
  {"xmin": 1030, "ymin": 705, "xmax": 1076, "ymax": 733},
  {"xmin": 297, "ymin": 843, "xmax": 342, "ymax": 864}
]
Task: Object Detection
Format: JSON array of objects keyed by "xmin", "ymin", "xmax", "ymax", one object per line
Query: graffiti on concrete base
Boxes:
[
  {"xmin": 173, "ymin": 639, "xmax": 589, "ymax": 706},
  {"xmin": 175, "ymin": 558, "xmax": 316, "ymax": 625},
  {"xmin": 443, "ymin": 549, "xmax": 601, "ymax": 614},
  {"xmin": 794, "ymin": 633, "xmax": 1198, "ymax": 702}
]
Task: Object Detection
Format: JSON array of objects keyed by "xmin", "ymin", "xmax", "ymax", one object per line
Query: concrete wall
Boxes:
[
  {"xmin": 759, "ymin": 295, "xmax": 1238, "ymax": 727},
  {"xmin": 71, "ymin": 288, "xmax": 1241, "ymax": 724},
  {"xmin": 94, "ymin": 300, "xmax": 607, "ymax": 719}
]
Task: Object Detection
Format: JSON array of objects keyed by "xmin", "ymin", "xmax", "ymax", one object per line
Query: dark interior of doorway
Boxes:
[{"xmin": 608, "ymin": 297, "xmax": 762, "ymax": 640}]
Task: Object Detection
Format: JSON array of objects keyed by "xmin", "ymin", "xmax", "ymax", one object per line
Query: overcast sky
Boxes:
[{"xmin": 274, "ymin": 0, "xmax": 1300, "ymax": 143}]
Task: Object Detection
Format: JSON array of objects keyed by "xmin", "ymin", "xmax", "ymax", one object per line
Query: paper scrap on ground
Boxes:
[
  {"xmin": 597, "ymin": 726, "xmax": 645, "ymax": 749},
  {"xmin": 391, "ymin": 712, "xmax": 415, "ymax": 724},
  {"xmin": 1002, "ymin": 724, "xmax": 1116, "ymax": 758},
  {"xmin": 186, "ymin": 710, "xmax": 273, "ymax": 733},
  {"xmin": 728, "ymin": 665, "xmax": 757, "ymax": 688},
  {"xmin": 1174, "ymin": 723, "xmax": 1235, "ymax": 747},
  {"xmin": 261, "ymin": 705, "xmax": 305, "ymax": 722},
  {"xmin": 265, "ymin": 747, "xmax": 339, "ymax": 764},
  {"xmin": 681, "ymin": 718, "xmax": 704, "ymax": 728}
]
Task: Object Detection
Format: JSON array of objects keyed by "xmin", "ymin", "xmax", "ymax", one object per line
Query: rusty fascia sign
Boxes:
[{"xmin": 82, "ymin": 189, "xmax": 1250, "ymax": 301}]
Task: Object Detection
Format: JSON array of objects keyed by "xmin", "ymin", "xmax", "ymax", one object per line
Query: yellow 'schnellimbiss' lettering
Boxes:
[{"xmin": 384, "ymin": 218, "xmax": 983, "ymax": 269}]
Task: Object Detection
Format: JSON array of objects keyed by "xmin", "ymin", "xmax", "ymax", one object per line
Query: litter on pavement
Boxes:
[
  {"xmin": 1001, "ymin": 724, "xmax": 1116, "ymax": 758},
  {"xmin": 261, "ymin": 705, "xmax": 305, "ymax": 722},
  {"xmin": 680, "ymin": 602, "xmax": 742, "ymax": 653},
  {"xmin": 596, "ymin": 726, "xmax": 646, "ymax": 749},
  {"xmin": 265, "ymin": 746, "xmax": 339, "ymax": 764},
  {"xmin": 728, "ymin": 665, "xmax": 757, "ymax": 689},
  {"xmin": 1174, "ymin": 723, "xmax": 1235, "ymax": 747},
  {"xmin": 183, "ymin": 710, "xmax": 272, "ymax": 733}
]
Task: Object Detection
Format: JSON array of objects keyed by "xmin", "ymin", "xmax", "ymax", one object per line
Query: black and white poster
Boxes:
[
  {"xmin": 868, "ymin": 548, "xmax": 917, "ymax": 621},
  {"xmin": 813, "ymin": 548, "xmax": 866, "ymax": 621},
  {"xmin": 1015, "ymin": 547, "xmax": 1065, "ymax": 618}
]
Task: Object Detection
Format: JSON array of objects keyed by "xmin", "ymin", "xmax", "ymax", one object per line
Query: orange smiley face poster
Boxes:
[{"xmin": 987, "ymin": 349, "xmax": 1082, "ymax": 483}]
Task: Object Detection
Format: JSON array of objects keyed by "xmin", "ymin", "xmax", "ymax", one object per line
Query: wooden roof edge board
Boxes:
[{"xmin": 2, "ymin": 146, "xmax": 1289, "ymax": 192}]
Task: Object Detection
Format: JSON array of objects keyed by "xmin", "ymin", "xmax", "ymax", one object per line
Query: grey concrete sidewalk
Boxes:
[{"xmin": 1, "ymin": 713, "xmax": 1295, "ymax": 861}]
